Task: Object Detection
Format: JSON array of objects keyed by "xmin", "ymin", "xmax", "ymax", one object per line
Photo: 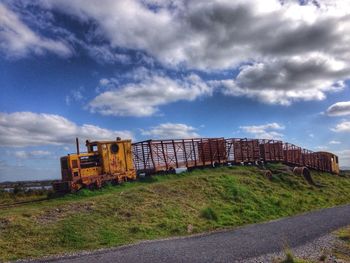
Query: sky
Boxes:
[{"xmin": 1, "ymin": 0, "xmax": 350, "ymax": 182}]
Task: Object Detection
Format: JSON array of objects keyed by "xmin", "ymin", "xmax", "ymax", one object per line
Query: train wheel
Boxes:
[{"xmin": 97, "ymin": 181, "xmax": 102, "ymax": 189}]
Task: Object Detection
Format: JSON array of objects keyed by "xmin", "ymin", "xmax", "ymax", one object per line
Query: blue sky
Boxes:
[{"xmin": 1, "ymin": 0, "xmax": 350, "ymax": 182}]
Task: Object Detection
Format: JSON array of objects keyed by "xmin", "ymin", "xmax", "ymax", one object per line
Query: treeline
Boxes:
[{"xmin": 0, "ymin": 184, "xmax": 52, "ymax": 199}]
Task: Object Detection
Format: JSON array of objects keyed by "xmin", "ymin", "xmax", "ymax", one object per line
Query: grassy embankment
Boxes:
[
  {"xmin": 334, "ymin": 226, "xmax": 350, "ymax": 261},
  {"xmin": 0, "ymin": 163, "xmax": 350, "ymax": 261}
]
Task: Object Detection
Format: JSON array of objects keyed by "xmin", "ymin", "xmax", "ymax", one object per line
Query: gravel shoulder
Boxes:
[{"xmin": 24, "ymin": 204, "xmax": 350, "ymax": 263}]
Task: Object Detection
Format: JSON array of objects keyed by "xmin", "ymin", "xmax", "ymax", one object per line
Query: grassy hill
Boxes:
[{"xmin": 1, "ymin": 163, "xmax": 350, "ymax": 261}]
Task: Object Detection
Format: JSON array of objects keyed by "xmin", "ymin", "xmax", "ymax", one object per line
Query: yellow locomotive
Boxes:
[{"xmin": 53, "ymin": 137, "xmax": 136, "ymax": 192}]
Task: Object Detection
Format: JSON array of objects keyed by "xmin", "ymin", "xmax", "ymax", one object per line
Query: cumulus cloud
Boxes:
[
  {"xmin": 326, "ymin": 101, "xmax": 350, "ymax": 116},
  {"xmin": 0, "ymin": 3, "xmax": 72, "ymax": 58},
  {"xmin": 329, "ymin": 140, "xmax": 341, "ymax": 144},
  {"xmin": 331, "ymin": 121, "xmax": 350, "ymax": 133},
  {"xmin": 37, "ymin": 0, "xmax": 350, "ymax": 67},
  {"xmin": 239, "ymin": 122, "xmax": 285, "ymax": 139},
  {"xmin": 0, "ymin": 112, "xmax": 133, "ymax": 147},
  {"xmin": 214, "ymin": 54, "xmax": 348, "ymax": 105},
  {"xmin": 89, "ymin": 71, "xmax": 212, "ymax": 117},
  {"xmin": 14, "ymin": 150, "xmax": 51, "ymax": 159},
  {"xmin": 29, "ymin": 0, "xmax": 350, "ymax": 106},
  {"xmin": 2, "ymin": 0, "xmax": 350, "ymax": 107},
  {"xmin": 141, "ymin": 123, "xmax": 200, "ymax": 139}
]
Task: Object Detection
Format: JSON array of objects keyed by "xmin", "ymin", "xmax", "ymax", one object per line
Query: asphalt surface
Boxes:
[{"xmin": 41, "ymin": 204, "xmax": 350, "ymax": 263}]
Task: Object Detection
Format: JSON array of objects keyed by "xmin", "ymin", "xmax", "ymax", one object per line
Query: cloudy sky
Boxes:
[{"xmin": 1, "ymin": 0, "xmax": 350, "ymax": 182}]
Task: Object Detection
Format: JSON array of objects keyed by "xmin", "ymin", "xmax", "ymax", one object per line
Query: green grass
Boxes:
[
  {"xmin": 1, "ymin": 164, "xmax": 350, "ymax": 261},
  {"xmin": 333, "ymin": 226, "xmax": 350, "ymax": 261}
]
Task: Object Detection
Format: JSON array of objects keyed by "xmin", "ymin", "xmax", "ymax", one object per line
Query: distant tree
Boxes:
[{"xmin": 13, "ymin": 183, "xmax": 24, "ymax": 195}]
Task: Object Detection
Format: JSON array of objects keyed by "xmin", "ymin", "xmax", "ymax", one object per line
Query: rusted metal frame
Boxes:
[
  {"xmin": 225, "ymin": 139, "xmax": 233, "ymax": 162},
  {"xmin": 207, "ymin": 139, "xmax": 214, "ymax": 166},
  {"xmin": 182, "ymin": 139, "xmax": 189, "ymax": 168},
  {"xmin": 176, "ymin": 142, "xmax": 184, "ymax": 168},
  {"xmin": 141, "ymin": 142, "xmax": 147, "ymax": 171},
  {"xmin": 148, "ymin": 141, "xmax": 156, "ymax": 171},
  {"xmin": 215, "ymin": 139, "xmax": 221, "ymax": 164},
  {"xmin": 279, "ymin": 141, "xmax": 283, "ymax": 160},
  {"xmin": 254, "ymin": 139, "xmax": 259, "ymax": 162},
  {"xmin": 185, "ymin": 141, "xmax": 195, "ymax": 166},
  {"xmin": 200, "ymin": 138, "xmax": 206, "ymax": 166},
  {"xmin": 160, "ymin": 140, "xmax": 169, "ymax": 170},
  {"xmin": 283, "ymin": 142, "xmax": 288, "ymax": 164},
  {"xmin": 270, "ymin": 140, "xmax": 274, "ymax": 161},
  {"xmin": 185, "ymin": 141, "xmax": 194, "ymax": 165},
  {"xmin": 154, "ymin": 143, "xmax": 165, "ymax": 167},
  {"xmin": 172, "ymin": 140, "xmax": 179, "ymax": 168},
  {"xmin": 191, "ymin": 138, "xmax": 197, "ymax": 167},
  {"xmin": 165, "ymin": 142, "xmax": 176, "ymax": 167}
]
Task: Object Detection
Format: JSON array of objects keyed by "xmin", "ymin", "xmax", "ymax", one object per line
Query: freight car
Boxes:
[
  {"xmin": 132, "ymin": 138, "xmax": 227, "ymax": 175},
  {"xmin": 54, "ymin": 136, "xmax": 340, "ymax": 192}
]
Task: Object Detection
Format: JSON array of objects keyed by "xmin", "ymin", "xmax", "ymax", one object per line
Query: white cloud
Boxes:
[
  {"xmin": 38, "ymin": 0, "xmax": 350, "ymax": 68},
  {"xmin": 89, "ymin": 71, "xmax": 212, "ymax": 117},
  {"xmin": 14, "ymin": 150, "xmax": 51, "ymax": 159},
  {"xmin": 213, "ymin": 54, "xmax": 347, "ymax": 105},
  {"xmin": 331, "ymin": 121, "xmax": 350, "ymax": 133},
  {"xmin": 141, "ymin": 123, "xmax": 200, "ymax": 139},
  {"xmin": 5, "ymin": 0, "xmax": 350, "ymax": 106},
  {"xmin": 326, "ymin": 101, "xmax": 350, "ymax": 116},
  {"xmin": 65, "ymin": 87, "xmax": 85, "ymax": 105},
  {"xmin": 0, "ymin": 112, "xmax": 133, "ymax": 147},
  {"xmin": 85, "ymin": 45, "xmax": 131, "ymax": 65},
  {"xmin": 239, "ymin": 122, "xmax": 285, "ymax": 139},
  {"xmin": 315, "ymin": 145, "xmax": 328, "ymax": 150},
  {"xmin": 329, "ymin": 140, "xmax": 341, "ymax": 144},
  {"xmin": 36, "ymin": 0, "xmax": 350, "ymax": 106},
  {"xmin": 0, "ymin": 3, "xmax": 72, "ymax": 58},
  {"xmin": 333, "ymin": 149, "xmax": 350, "ymax": 168}
]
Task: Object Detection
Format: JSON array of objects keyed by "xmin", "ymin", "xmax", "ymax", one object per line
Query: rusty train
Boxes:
[{"xmin": 53, "ymin": 137, "xmax": 340, "ymax": 192}]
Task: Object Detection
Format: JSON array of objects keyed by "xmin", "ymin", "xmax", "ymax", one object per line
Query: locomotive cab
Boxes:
[{"xmin": 53, "ymin": 138, "xmax": 136, "ymax": 192}]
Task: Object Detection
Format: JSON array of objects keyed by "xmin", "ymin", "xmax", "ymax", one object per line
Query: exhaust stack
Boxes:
[{"xmin": 76, "ymin": 137, "xmax": 80, "ymax": 155}]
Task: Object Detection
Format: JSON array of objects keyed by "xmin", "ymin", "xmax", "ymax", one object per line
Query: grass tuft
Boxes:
[{"xmin": 200, "ymin": 207, "xmax": 218, "ymax": 221}]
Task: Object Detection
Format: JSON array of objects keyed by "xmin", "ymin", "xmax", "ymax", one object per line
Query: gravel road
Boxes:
[{"xmin": 34, "ymin": 204, "xmax": 350, "ymax": 263}]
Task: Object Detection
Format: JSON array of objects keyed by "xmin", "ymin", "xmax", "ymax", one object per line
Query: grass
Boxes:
[
  {"xmin": 0, "ymin": 189, "xmax": 50, "ymax": 205},
  {"xmin": 1, "ymin": 163, "xmax": 350, "ymax": 261},
  {"xmin": 333, "ymin": 226, "xmax": 350, "ymax": 261}
]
